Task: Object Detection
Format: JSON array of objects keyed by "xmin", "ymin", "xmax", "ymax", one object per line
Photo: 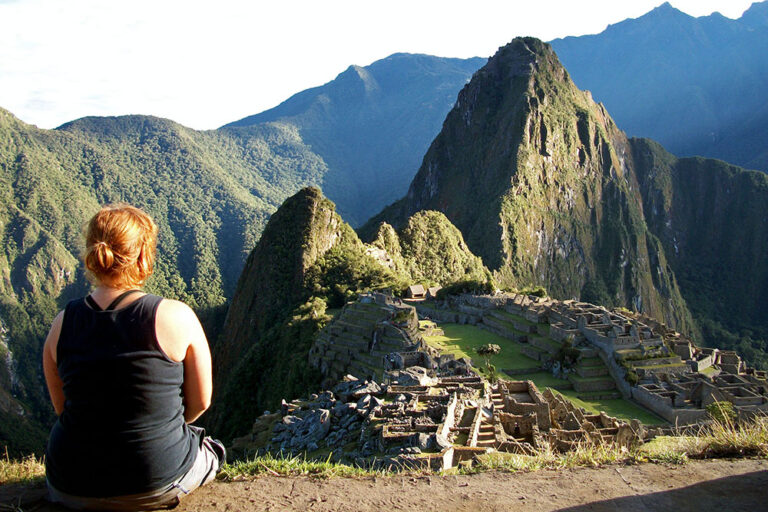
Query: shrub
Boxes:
[
  {"xmin": 435, "ymin": 279, "xmax": 494, "ymax": 299},
  {"xmin": 706, "ymin": 401, "xmax": 737, "ymax": 424},
  {"xmin": 518, "ymin": 285, "xmax": 547, "ymax": 298}
]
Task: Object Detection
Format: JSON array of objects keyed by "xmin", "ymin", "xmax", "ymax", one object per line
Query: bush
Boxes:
[
  {"xmin": 706, "ymin": 401, "xmax": 737, "ymax": 424},
  {"xmin": 435, "ymin": 279, "xmax": 494, "ymax": 299},
  {"xmin": 476, "ymin": 344, "xmax": 501, "ymax": 356},
  {"xmin": 518, "ymin": 285, "xmax": 547, "ymax": 298}
]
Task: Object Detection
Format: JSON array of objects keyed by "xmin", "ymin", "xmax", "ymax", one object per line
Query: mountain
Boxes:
[
  {"xmin": 0, "ymin": 109, "xmax": 330, "ymax": 454},
  {"xmin": 0, "ymin": 51, "xmax": 486, "ymax": 454},
  {"xmin": 633, "ymin": 139, "xmax": 768, "ymax": 365},
  {"xmin": 363, "ymin": 37, "xmax": 696, "ymax": 333},
  {"xmin": 208, "ymin": 187, "xmax": 489, "ymax": 441},
  {"xmin": 362, "ymin": 37, "xmax": 768, "ymax": 369},
  {"xmin": 226, "ymin": 53, "xmax": 486, "ymax": 226},
  {"xmin": 551, "ymin": 1, "xmax": 768, "ymax": 172}
]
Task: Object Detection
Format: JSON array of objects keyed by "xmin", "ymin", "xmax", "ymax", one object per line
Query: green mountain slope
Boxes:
[
  {"xmin": 632, "ymin": 139, "xmax": 768, "ymax": 367},
  {"xmin": 0, "ymin": 109, "xmax": 328, "ymax": 454}
]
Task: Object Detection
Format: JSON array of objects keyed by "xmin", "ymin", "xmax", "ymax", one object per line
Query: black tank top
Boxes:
[{"xmin": 45, "ymin": 293, "xmax": 198, "ymax": 497}]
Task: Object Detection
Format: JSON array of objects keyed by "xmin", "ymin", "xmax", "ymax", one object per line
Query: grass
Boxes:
[
  {"xmin": 0, "ymin": 453, "xmax": 45, "ymax": 486},
  {"xmin": 511, "ymin": 371, "xmax": 572, "ymax": 389},
  {"xmin": 219, "ymin": 452, "xmax": 396, "ymax": 480},
  {"xmin": 423, "ymin": 323, "xmax": 539, "ymax": 371},
  {"xmin": 553, "ymin": 390, "xmax": 666, "ymax": 425},
  {"xmin": 3, "ymin": 419, "xmax": 767, "ymax": 485},
  {"xmin": 424, "ymin": 323, "xmax": 668, "ymax": 425},
  {"xmin": 472, "ymin": 416, "xmax": 768, "ymax": 473}
]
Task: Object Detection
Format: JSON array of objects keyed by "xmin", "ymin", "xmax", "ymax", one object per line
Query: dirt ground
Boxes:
[{"xmin": 3, "ymin": 459, "xmax": 766, "ymax": 512}]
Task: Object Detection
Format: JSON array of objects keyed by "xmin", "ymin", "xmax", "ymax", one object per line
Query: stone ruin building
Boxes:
[
  {"xmin": 308, "ymin": 293, "xmax": 428, "ymax": 386},
  {"xmin": 415, "ymin": 292, "xmax": 768, "ymax": 425},
  {"xmin": 232, "ymin": 369, "xmax": 644, "ymax": 471},
  {"xmin": 234, "ymin": 288, "xmax": 767, "ymax": 470}
]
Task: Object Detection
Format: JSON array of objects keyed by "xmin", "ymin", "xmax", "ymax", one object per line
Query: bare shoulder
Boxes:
[
  {"xmin": 155, "ymin": 298, "xmax": 206, "ymax": 362},
  {"xmin": 157, "ymin": 298, "xmax": 198, "ymax": 322}
]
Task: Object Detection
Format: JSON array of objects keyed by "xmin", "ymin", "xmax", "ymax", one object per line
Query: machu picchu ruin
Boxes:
[
  {"xmin": 233, "ymin": 284, "xmax": 768, "ymax": 470},
  {"xmin": 231, "ymin": 285, "xmax": 768, "ymax": 468}
]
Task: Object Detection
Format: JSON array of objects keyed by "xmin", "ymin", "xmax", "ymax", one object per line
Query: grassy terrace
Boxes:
[
  {"xmin": 424, "ymin": 323, "xmax": 666, "ymax": 425},
  {"xmin": 423, "ymin": 324, "xmax": 540, "ymax": 371}
]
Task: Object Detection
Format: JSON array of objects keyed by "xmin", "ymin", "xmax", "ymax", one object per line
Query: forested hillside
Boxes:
[{"xmin": 0, "ymin": 109, "xmax": 327, "ymax": 454}]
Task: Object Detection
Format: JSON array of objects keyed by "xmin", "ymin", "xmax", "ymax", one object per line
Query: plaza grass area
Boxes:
[
  {"xmin": 424, "ymin": 323, "xmax": 666, "ymax": 425},
  {"xmin": 423, "ymin": 324, "xmax": 540, "ymax": 371}
]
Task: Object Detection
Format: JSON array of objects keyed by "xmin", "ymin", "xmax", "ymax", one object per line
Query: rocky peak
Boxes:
[
  {"xmin": 213, "ymin": 187, "xmax": 348, "ymax": 378},
  {"xmin": 741, "ymin": 1, "xmax": 768, "ymax": 28},
  {"xmin": 364, "ymin": 36, "xmax": 695, "ymax": 333}
]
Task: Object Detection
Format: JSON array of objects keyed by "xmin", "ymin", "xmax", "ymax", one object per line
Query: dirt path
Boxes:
[{"xmin": 4, "ymin": 459, "xmax": 766, "ymax": 511}]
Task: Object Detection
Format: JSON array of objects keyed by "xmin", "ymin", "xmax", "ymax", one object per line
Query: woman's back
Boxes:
[{"xmin": 46, "ymin": 293, "xmax": 197, "ymax": 497}]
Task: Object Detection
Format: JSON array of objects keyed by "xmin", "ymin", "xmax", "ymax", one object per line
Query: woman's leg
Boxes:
[{"xmin": 47, "ymin": 437, "xmax": 226, "ymax": 510}]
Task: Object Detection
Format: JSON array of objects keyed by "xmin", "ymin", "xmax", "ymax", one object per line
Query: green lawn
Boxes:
[
  {"xmin": 423, "ymin": 323, "xmax": 540, "ymax": 371},
  {"xmin": 554, "ymin": 390, "xmax": 666, "ymax": 426},
  {"xmin": 511, "ymin": 371, "xmax": 572, "ymax": 389}
]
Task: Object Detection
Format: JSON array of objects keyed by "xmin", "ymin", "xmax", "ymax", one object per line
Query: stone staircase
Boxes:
[
  {"xmin": 475, "ymin": 413, "xmax": 496, "ymax": 448},
  {"xmin": 568, "ymin": 351, "xmax": 619, "ymax": 398}
]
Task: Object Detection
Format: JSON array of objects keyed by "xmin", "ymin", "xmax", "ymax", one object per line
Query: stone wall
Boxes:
[{"xmin": 631, "ymin": 385, "xmax": 707, "ymax": 424}]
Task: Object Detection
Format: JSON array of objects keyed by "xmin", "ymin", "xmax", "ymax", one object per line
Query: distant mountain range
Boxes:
[
  {"xmin": 552, "ymin": 1, "xmax": 768, "ymax": 171},
  {"xmin": 226, "ymin": 54, "xmax": 485, "ymax": 226}
]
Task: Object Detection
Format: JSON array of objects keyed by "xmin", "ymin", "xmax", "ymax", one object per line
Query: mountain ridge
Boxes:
[{"xmin": 551, "ymin": 0, "xmax": 768, "ymax": 172}]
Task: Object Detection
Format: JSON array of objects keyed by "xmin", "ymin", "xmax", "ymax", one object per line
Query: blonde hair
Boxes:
[{"xmin": 83, "ymin": 204, "xmax": 158, "ymax": 289}]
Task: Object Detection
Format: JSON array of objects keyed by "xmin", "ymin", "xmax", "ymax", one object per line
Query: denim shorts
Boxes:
[{"xmin": 47, "ymin": 431, "xmax": 225, "ymax": 511}]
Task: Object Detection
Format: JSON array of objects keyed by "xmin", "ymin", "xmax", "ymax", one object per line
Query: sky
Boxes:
[{"xmin": 0, "ymin": 0, "xmax": 757, "ymax": 130}]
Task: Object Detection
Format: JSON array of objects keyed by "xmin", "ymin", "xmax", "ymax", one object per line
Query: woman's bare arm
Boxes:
[
  {"xmin": 155, "ymin": 299, "xmax": 212, "ymax": 423},
  {"xmin": 42, "ymin": 311, "xmax": 65, "ymax": 416}
]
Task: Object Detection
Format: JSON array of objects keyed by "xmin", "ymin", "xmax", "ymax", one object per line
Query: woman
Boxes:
[{"xmin": 42, "ymin": 204, "xmax": 224, "ymax": 510}]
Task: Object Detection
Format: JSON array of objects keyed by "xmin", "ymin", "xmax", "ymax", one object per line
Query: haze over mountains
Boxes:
[
  {"xmin": 226, "ymin": 54, "xmax": 485, "ymax": 226},
  {"xmin": 552, "ymin": 1, "xmax": 768, "ymax": 171}
]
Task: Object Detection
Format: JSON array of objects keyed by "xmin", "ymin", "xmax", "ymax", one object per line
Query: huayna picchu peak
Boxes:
[
  {"xmin": 363, "ymin": 37, "xmax": 695, "ymax": 335},
  {"xmin": 362, "ymin": 36, "xmax": 768, "ymax": 372}
]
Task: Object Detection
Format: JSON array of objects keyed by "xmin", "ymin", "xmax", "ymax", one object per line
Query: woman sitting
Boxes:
[{"xmin": 43, "ymin": 204, "xmax": 224, "ymax": 510}]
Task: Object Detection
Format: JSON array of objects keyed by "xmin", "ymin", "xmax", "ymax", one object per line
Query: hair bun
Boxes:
[{"xmin": 92, "ymin": 241, "xmax": 115, "ymax": 271}]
